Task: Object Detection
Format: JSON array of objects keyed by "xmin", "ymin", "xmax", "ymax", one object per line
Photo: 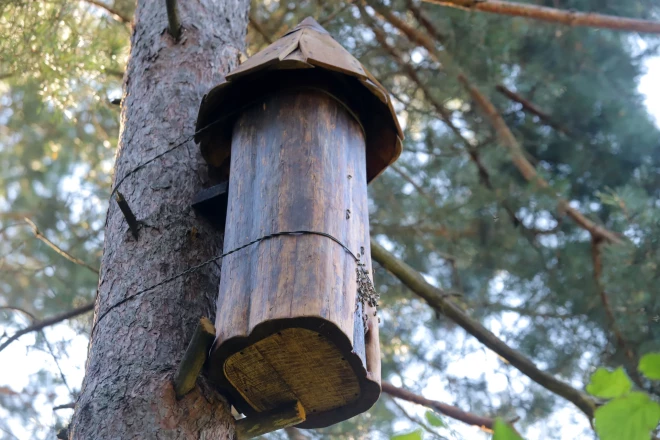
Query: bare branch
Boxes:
[
  {"xmin": 54, "ymin": 403, "xmax": 76, "ymax": 411},
  {"xmin": 80, "ymin": 0, "xmax": 131, "ymax": 24},
  {"xmin": 165, "ymin": 0, "xmax": 182, "ymax": 40},
  {"xmin": 0, "ymin": 302, "xmax": 95, "ymax": 353},
  {"xmin": 24, "ymin": 218, "xmax": 99, "ymax": 275},
  {"xmin": 370, "ymin": 239, "xmax": 596, "ymax": 419},
  {"xmin": 383, "ymin": 381, "xmax": 495, "ymax": 429},
  {"xmin": 422, "ymin": 0, "xmax": 660, "ymax": 34},
  {"xmin": 42, "ymin": 331, "xmax": 73, "ymax": 396}
]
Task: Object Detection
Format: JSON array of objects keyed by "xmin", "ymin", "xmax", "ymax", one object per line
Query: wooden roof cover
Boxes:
[{"xmin": 195, "ymin": 17, "xmax": 403, "ymax": 183}]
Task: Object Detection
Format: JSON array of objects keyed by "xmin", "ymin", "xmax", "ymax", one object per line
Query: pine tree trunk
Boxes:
[{"xmin": 69, "ymin": 1, "xmax": 249, "ymax": 438}]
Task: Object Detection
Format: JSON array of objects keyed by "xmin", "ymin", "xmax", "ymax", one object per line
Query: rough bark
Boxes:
[{"xmin": 68, "ymin": 1, "xmax": 249, "ymax": 438}]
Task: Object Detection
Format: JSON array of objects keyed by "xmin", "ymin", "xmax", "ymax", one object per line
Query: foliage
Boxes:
[
  {"xmin": 586, "ymin": 354, "xmax": 660, "ymax": 440},
  {"xmin": 493, "ymin": 419, "xmax": 524, "ymax": 440},
  {"xmin": 639, "ymin": 353, "xmax": 660, "ymax": 380}
]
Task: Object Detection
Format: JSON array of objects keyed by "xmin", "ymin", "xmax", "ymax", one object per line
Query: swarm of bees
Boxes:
[{"xmin": 355, "ymin": 246, "xmax": 381, "ymax": 330}]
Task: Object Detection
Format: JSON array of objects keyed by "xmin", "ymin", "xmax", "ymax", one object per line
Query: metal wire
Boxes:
[{"xmin": 91, "ymin": 230, "xmax": 363, "ymax": 336}]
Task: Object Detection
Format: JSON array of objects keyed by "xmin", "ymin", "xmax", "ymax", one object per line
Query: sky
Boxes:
[{"xmin": 0, "ymin": 51, "xmax": 659, "ymax": 440}]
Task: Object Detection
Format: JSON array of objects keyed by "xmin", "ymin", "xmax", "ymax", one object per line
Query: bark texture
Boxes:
[{"xmin": 69, "ymin": 1, "xmax": 249, "ymax": 438}]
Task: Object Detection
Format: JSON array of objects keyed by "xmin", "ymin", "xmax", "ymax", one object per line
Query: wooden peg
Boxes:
[
  {"xmin": 115, "ymin": 191, "xmax": 139, "ymax": 240},
  {"xmin": 236, "ymin": 401, "xmax": 306, "ymax": 439},
  {"xmin": 173, "ymin": 317, "xmax": 216, "ymax": 399}
]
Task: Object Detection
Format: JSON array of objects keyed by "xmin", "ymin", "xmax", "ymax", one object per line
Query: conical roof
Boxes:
[{"xmin": 195, "ymin": 17, "xmax": 403, "ymax": 183}]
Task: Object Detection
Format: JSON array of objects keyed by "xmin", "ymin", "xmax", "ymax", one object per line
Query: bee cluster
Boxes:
[{"xmin": 355, "ymin": 246, "xmax": 380, "ymax": 330}]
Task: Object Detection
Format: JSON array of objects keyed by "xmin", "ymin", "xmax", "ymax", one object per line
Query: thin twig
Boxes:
[
  {"xmin": 53, "ymin": 403, "xmax": 76, "ymax": 411},
  {"xmin": 590, "ymin": 238, "xmax": 641, "ymax": 385},
  {"xmin": 422, "ymin": 0, "xmax": 660, "ymax": 34},
  {"xmin": 0, "ymin": 306, "xmax": 36, "ymax": 321},
  {"xmin": 41, "ymin": 331, "xmax": 73, "ymax": 396},
  {"xmin": 80, "ymin": 0, "xmax": 131, "ymax": 24},
  {"xmin": 495, "ymin": 84, "xmax": 571, "ymax": 136},
  {"xmin": 0, "ymin": 302, "xmax": 95, "ymax": 353},
  {"xmin": 24, "ymin": 218, "xmax": 99, "ymax": 274},
  {"xmin": 388, "ymin": 395, "xmax": 447, "ymax": 439},
  {"xmin": 249, "ymin": 14, "xmax": 273, "ymax": 44},
  {"xmin": 319, "ymin": 1, "xmax": 353, "ymax": 25},
  {"xmin": 383, "ymin": 381, "xmax": 495, "ymax": 430}
]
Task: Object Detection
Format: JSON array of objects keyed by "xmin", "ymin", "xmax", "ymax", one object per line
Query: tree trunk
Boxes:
[{"xmin": 69, "ymin": 1, "xmax": 249, "ymax": 438}]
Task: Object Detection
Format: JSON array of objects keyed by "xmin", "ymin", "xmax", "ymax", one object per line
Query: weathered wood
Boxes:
[
  {"xmin": 173, "ymin": 317, "xmax": 216, "ymax": 399},
  {"xmin": 235, "ymin": 401, "xmax": 306, "ymax": 439},
  {"xmin": 206, "ymin": 87, "xmax": 381, "ymax": 428},
  {"xmin": 114, "ymin": 191, "xmax": 139, "ymax": 240},
  {"xmin": 195, "ymin": 17, "xmax": 402, "ymax": 184}
]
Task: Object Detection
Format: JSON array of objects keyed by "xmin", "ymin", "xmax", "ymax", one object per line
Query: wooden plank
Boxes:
[
  {"xmin": 225, "ymin": 32, "xmax": 301, "ymax": 81},
  {"xmin": 299, "ymin": 29, "xmax": 367, "ymax": 79}
]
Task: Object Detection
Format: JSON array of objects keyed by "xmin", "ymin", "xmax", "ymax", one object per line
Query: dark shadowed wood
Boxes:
[{"xmin": 206, "ymin": 88, "xmax": 381, "ymax": 428}]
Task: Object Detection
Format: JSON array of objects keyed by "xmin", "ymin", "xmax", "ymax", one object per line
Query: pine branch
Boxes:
[
  {"xmin": 369, "ymin": 2, "xmax": 622, "ymax": 245},
  {"xmin": 24, "ymin": 218, "xmax": 100, "ymax": 274},
  {"xmin": 495, "ymin": 84, "xmax": 571, "ymax": 136},
  {"xmin": 359, "ymin": 4, "xmax": 525, "ymax": 231},
  {"xmin": 370, "ymin": 239, "xmax": 597, "ymax": 420},
  {"xmin": 80, "ymin": 0, "xmax": 131, "ymax": 24},
  {"xmin": 382, "ymin": 381, "xmax": 496, "ymax": 429},
  {"xmin": 0, "ymin": 302, "xmax": 95, "ymax": 353},
  {"xmin": 458, "ymin": 75, "xmax": 623, "ymax": 244},
  {"xmin": 421, "ymin": 0, "xmax": 660, "ymax": 34}
]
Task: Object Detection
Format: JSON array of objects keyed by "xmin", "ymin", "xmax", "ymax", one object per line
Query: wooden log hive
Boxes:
[{"xmin": 195, "ymin": 17, "xmax": 402, "ymax": 429}]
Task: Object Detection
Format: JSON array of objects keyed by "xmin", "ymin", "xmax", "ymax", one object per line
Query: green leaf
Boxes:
[
  {"xmin": 425, "ymin": 410, "xmax": 445, "ymax": 427},
  {"xmin": 492, "ymin": 418, "xmax": 523, "ymax": 440},
  {"xmin": 391, "ymin": 429, "xmax": 423, "ymax": 440},
  {"xmin": 595, "ymin": 392, "xmax": 660, "ymax": 440},
  {"xmin": 639, "ymin": 353, "xmax": 660, "ymax": 380},
  {"xmin": 586, "ymin": 367, "xmax": 632, "ymax": 398}
]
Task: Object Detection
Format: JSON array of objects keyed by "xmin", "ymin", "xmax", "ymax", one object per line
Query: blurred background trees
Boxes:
[{"xmin": 1, "ymin": 0, "xmax": 659, "ymax": 439}]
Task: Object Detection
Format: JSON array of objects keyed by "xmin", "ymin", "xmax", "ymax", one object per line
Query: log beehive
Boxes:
[{"xmin": 195, "ymin": 17, "xmax": 402, "ymax": 428}]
